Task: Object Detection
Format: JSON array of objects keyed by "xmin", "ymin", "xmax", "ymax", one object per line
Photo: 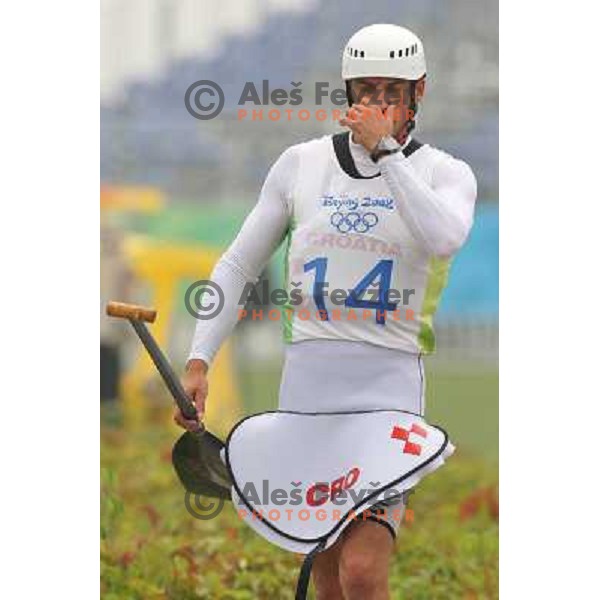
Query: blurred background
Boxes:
[{"xmin": 100, "ymin": 1, "xmax": 498, "ymax": 598}]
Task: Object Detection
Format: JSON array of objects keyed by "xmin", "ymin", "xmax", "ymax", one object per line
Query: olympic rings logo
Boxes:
[{"xmin": 330, "ymin": 211, "xmax": 379, "ymax": 234}]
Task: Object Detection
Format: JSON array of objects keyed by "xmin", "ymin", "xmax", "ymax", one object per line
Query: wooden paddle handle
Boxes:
[
  {"xmin": 106, "ymin": 301, "xmax": 157, "ymax": 323},
  {"xmin": 105, "ymin": 300, "xmax": 201, "ymax": 425}
]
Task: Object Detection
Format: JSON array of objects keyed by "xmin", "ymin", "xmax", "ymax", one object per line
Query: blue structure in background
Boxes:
[
  {"xmin": 101, "ymin": 0, "xmax": 498, "ymax": 200},
  {"xmin": 438, "ymin": 204, "xmax": 498, "ymax": 319}
]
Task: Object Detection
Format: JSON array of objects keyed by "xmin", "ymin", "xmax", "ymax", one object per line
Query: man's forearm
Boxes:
[
  {"xmin": 379, "ymin": 152, "xmax": 477, "ymax": 257},
  {"xmin": 186, "ymin": 357, "xmax": 209, "ymax": 373},
  {"xmin": 187, "ymin": 253, "xmax": 257, "ymax": 365}
]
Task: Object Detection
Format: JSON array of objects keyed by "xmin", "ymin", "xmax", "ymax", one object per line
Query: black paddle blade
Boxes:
[{"xmin": 172, "ymin": 431, "xmax": 232, "ymax": 500}]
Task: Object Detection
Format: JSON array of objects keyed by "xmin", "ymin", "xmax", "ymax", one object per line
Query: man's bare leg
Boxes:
[
  {"xmin": 312, "ymin": 534, "xmax": 345, "ymax": 600},
  {"xmin": 338, "ymin": 520, "xmax": 395, "ymax": 600}
]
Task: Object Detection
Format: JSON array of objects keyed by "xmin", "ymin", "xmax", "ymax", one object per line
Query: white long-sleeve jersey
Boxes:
[{"xmin": 189, "ymin": 132, "xmax": 477, "ymax": 365}]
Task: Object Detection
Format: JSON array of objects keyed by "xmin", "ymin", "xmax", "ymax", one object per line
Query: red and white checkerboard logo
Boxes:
[{"xmin": 390, "ymin": 423, "xmax": 428, "ymax": 456}]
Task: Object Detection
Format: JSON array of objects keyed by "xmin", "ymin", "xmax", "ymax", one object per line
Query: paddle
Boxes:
[{"xmin": 105, "ymin": 301, "xmax": 232, "ymax": 500}]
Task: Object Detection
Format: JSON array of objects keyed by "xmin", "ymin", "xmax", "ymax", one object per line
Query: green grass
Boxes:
[
  {"xmin": 101, "ymin": 363, "xmax": 498, "ymax": 599},
  {"xmin": 425, "ymin": 364, "xmax": 498, "ymax": 462}
]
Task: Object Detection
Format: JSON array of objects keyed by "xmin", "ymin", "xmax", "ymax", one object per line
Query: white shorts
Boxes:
[
  {"xmin": 358, "ymin": 493, "xmax": 408, "ymax": 540},
  {"xmin": 279, "ymin": 339, "xmax": 425, "ymax": 415}
]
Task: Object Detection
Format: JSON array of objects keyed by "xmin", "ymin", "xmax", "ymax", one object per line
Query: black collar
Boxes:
[{"xmin": 332, "ymin": 132, "xmax": 423, "ymax": 179}]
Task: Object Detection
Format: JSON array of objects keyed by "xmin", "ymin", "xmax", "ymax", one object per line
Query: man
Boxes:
[{"xmin": 176, "ymin": 23, "xmax": 477, "ymax": 600}]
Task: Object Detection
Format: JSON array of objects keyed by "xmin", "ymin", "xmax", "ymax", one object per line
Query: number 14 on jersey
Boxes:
[{"xmin": 303, "ymin": 258, "xmax": 399, "ymax": 324}]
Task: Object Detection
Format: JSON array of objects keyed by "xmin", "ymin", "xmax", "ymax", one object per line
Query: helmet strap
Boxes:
[
  {"xmin": 345, "ymin": 81, "xmax": 354, "ymax": 106},
  {"xmin": 398, "ymin": 81, "xmax": 418, "ymax": 144}
]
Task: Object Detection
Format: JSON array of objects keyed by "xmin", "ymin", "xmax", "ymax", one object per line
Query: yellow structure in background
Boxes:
[
  {"xmin": 101, "ymin": 185, "xmax": 241, "ymax": 437},
  {"xmin": 121, "ymin": 236, "xmax": 241, "ymax": 436},
  {"xmin": 101, "ymin": 185, "xmax": 164, "ymax": 214}
]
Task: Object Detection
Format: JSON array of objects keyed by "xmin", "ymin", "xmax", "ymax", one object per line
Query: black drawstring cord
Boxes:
[{"xmin": 295, "ymin": 538, "xmax": 328, "ymax": 600}]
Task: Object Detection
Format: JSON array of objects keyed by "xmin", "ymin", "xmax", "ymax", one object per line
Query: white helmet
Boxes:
[
  {"xmin": 341, "ymin": 24, "xmax": 426, "ymax": 136},
  {"xmin": 342, "ymin": 24, "xmax": 426, "ymax": 82}
]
